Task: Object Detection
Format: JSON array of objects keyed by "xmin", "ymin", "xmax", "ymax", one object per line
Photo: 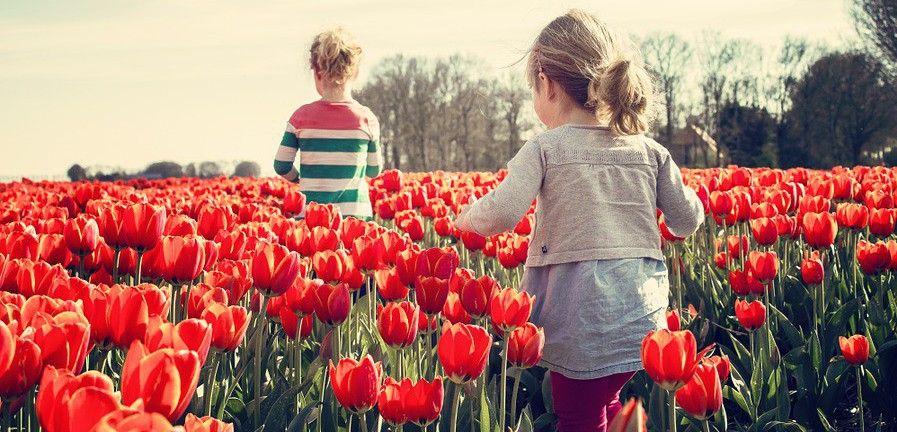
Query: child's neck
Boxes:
[
  {"xmin": 321, "ymin": 86, "xmax": 354, "ymax": 103},
  {"xmin": 560, "ymin": 106, "xmax": 602, "ymax": 128}
]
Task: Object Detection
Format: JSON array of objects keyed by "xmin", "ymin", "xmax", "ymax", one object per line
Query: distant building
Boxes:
[{"xmin": 666, "ymin": 124, "xmax": 728, "ymax": 168}]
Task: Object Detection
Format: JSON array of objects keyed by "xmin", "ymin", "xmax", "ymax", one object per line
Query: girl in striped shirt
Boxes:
[{"xmin": 274, "ymin": 28, "xmax": 382, "ymax": 218}]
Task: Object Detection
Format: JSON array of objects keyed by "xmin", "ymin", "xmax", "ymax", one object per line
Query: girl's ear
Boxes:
[{"xmin": 542, "ymin": 73, "xmax": 558, "ymax": 101}]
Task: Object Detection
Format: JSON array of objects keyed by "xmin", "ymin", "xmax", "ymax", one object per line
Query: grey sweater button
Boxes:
[{"xmin": 541, "ymin": 245, "xmax": 548, "ymax": 253}]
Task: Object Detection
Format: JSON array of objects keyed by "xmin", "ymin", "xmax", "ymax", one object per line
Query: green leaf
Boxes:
[
  {"xmin": 516, "ymin": 407, "xmax": 534, "ymax": 432},
  {"xmin": 722, "ymin": 385, "xmax": 752, "ymax": 419},
  {"xmin": 647, "ymin": 384, "xmax": 667, "ymax": 430},
  {"xmin": 532, "ymin": 413, "xmax": 557, "ymax": 432},
  {"xmin": 769, "ymin": 305, "xmax": 804, "ymax": 351},
  {"xmin": 763, "ymin": 420, "xmax": 809, "ymax": 432},
  {"xmin": 480, "ymin": 379, "xmax": 493, "ymax": 432},
  {"xmin": 263, "ymin": 376, "xmax": 317, "ymax": 431},
  {"xmin": 541, "ymin": 372, "xmax": 553, "ymax": 414},
  {"xmin": 728, "ymin": 333, "xmax": 753, "ymax": 376},
  {"xmin": 289, "ymin": 401, "xmax": 320, "ymax": 430},
  {"xmin": 815, "ymin": 408, "xmax": 836, "ymax": 432},
  {"xmin": 726, "ymin": 359, "xmax": 754, "ymax": 411}
]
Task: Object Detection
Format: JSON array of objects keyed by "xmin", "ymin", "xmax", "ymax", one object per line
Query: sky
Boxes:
[{"xmin": 0, "ymin": 0, "xmax": 858, "ymax": 179}]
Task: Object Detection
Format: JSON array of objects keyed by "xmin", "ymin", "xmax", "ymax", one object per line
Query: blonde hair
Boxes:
[
  {"xmin": 527, "ymin": 9, "xmax": 655, "ymax": 135},
  {"xmin": 309, "ymin": 28, "xmax": 362, "ymax": 85}
]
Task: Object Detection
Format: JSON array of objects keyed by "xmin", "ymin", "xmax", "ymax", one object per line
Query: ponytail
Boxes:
[{"xmin": 590, "ymin": 56, "xmax": 654, "ymax": 135}]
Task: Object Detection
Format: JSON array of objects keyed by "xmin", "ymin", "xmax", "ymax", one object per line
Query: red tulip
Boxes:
[
  {"xmin": 197, "ymin": 205, "xmax": 235, "ymax": 240},
  {"xmin": 442, "ymin": 292, "xmax": 471, "ymax": 324},
  {"xmin": 857, "ymin": 240, "xmax": 890, "ymax": 275},
  {"xmin": 801, "ymin": 251, "xmax": 824, "ymax": 285},
  {"xmin": 460, "ymin": 275, "xmax": 499, "ymax": 319},
  {"xmin": 92, "ymin": 408, "xmax": 177, "ymax": 432},
  {"xmin": 64, "ymin": 215, "xmax": 100, "ymax": 255},
  {"xmin": 375, "ymin": 267, "xmax": 409, "ymax": 301},
  {"xmin": 30, "ymin": 308, "xmax": 91, "ymax": 373},
  {"xmin": 183, "ymin": 283, "xmax": 228, "ymax": 319},
  {"xmin": 251, "ymin": 243, "xmax": 301, "ymax": 296},
  {"xmin": 313, "ymin": 281, "xmax": 351, "ymax": 325},
  {"xmin": 675, "ymin": 362, "xmax": 723, "ymax": 420},
  {"xmin": 313, "ymin": 250, "xmax": 347, "ymax": 283},
  {"xmin": 329, "ymin": 355, "xmax": 383, "ymax": 413},
  {"xmin": 162, "ymin": 235, "xmax": 206, "ymax": 282},
  {"xmin": 378, "ymin": 377, "xmax": 444, "ymax": 427},
  {"xmin": 305, "ymin": 203, "xmax": 342, "ymax": 230},
  {"xmin": 415, "ymin": 276, "xmax": 450, "ymax": 315},
  {"xmin": 121, "ymin": 340, "xmax": 201, "ymax": 421},
  {"xmin": 377, "ymin": 301, "xmax": 419, "ymax": 348},
  {"xmin": 666, "ymin": 309, "xmax": 681, "ymax": 331},
  {"xmin": 835, "ymin": 203, "xmax": 868, "ymax": 230},
  {"xmin": 107, "ymin": 284, "xmax": 171, "ymax": 348},
  {"xmin": 415, "ymin": 246, "xmax": 459, "ymax": 280},
  {"xmin": 747, "ymin": 251, "xmax": 777, "ymax": 284},
  {"xmin": 437, "ymin": 322, "xmax": 492, "ymax": 384},
  {"xmin": 607, "ymin": 398, "xmax": 647, "ymax": 432},
  {"xmin": 735, "ymin": 299, "xmax": 766, "ymax": 331},
  {"xmin": 434, "ymin": 217, "xmax": 454, "ymax": 238},
  {"xmin": 709, "ymin": 191, "xmax": 733, "ymax": 217},
  {"xmin": 750, "ymin": 217, "xmax": 778, "ymax": 246},
  {"xmin": 869, "ymin": 207, "xmax": 896, "ymax": 237},
  {"xmin": 490, "ymin": 287, "xmax": 533, "ymax": 332},
  {"xmin": 640, "ymin": 329, "xmax": 702, "ymax": 391},
  {"xmin": 36, "ymin": 366, "xmax": 121, "ymax": 432},
  {"xmin": 97, "ymin": 204, "xmax": 127, "ymax": 250},
  {"xmin": 0, "ymin": 333, "xmax": 42, "ymax": 398},
  {"xmin": 279, "ymin": 308, "xmax": 313, "ymax": 340},
  {"xmin": 144, "ymin": 318, "xmax": 212, "ymax": 365},
  {"xmin": 507, "ymin": 322, "xmax": 544, "ymax": 368},
  {"xmin": 201, "ymin": 303, "xmax": 250, "ymax": 351},
  {"xmin": 120, "ymin": 203, "xmax": 166, "ymax": 252},
  {"xmin": 802, "ymin": 212, "xmax": 837, "ymax": 249},
  {"xmin": 839, "ymin": 335, "xmax": 870, "ymax": 365},
  {"xmin": 283, "ymin": 190, "xmax": 307, "ymax": 216},
  {"xmin": 184, "ymin": 413, "xmax": 235, "ymax": 432},
  {"xmin": 702, "ymin": 355, "xmax": 731, "ymax": 382},
  {"xmin": 0, "ymin": 321, "xmax": 12, "ymax": 377}
]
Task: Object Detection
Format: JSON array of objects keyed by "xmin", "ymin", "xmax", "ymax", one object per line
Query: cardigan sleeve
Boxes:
[{"xmin": 455, "ymin": 139, "xmax": 543, "ymax": 236}]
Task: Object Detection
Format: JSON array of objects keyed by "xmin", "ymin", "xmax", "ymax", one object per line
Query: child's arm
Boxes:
[
  {"xmin": 455, "ymin": 140, "xmax": 543, "ymax": 236},
  {"xmin": 274, "ymin": 122, "xmax": 300, "ymax": 182},
  {"xmin": 656, "ymin": 149, "xmax": 704, "ymax": 237},
  {"xmin": 365, "ymin": 116, "xmax": 383, "ymax": 177}
]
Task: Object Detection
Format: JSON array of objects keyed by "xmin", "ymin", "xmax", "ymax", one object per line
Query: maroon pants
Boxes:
[{"xmin": 550, "ymin": 371, "xmax": 635, "ymax": 432}]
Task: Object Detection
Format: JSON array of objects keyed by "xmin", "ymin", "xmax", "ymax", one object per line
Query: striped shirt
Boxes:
[{"xmin": 274, "ymin": 100, "xmax": 383, "ymax": 218}]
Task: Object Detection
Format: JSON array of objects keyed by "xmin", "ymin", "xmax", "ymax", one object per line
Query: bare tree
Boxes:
[
  {"xmin": 640, "ymin": 33, "xmax": 692, "ymax": 145},
  {"xmin": 853, "ymin": 0, "xmax": 897, "ymax": 78}
]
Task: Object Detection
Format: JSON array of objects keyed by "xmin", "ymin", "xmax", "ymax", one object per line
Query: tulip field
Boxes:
[{"xmin": 0, "ymin": 166, "xmax": 895, "ymax": 431}]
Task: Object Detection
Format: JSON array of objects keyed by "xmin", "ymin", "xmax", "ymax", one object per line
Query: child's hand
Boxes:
[{"xmin": 454, "ymin": 203, "xmax": 473, "ymax": 232}]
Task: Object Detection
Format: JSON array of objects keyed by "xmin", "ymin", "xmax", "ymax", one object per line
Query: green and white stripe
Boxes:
[{"xmin": 273, "ymin": 125, "xmax": 381, "ymax": 218}]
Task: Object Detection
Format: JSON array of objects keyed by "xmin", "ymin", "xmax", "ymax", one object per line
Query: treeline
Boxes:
[
  {"xmin": 639, "ymin": 31, "xmax": 897, "ymax": 169},
  {"xmin": 66, "ymin": 160, "xmax": 262, "ymax": 181},
  {"xmin": 356, "ymin": 1, "xmax": 897, "ymax": 171},
  {"xmin": 356, "ymin": 55, "xmax": 533, "ymax": 172}
]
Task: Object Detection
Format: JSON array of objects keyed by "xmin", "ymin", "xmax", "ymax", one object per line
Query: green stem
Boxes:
[
  {"xmin": 135, "ymin": 251, "xmax": 143, "ymax": 284},
  {"xmin": 204, "ymin": 351, "xmax": 220, "ymax": 415},
  {"xmin": 254, "ymin": 294, "xmax": 270, "ymax": 429},
  {"xmin": 703, "ymin": 419, "xmax": 711, "ymax": 432},
  {"xmin": 358, "ymin": 412, "xmax": 368, "ymax": 432},
  {"xmin": 450, "ymin": 383, "xmax": 462, "ymax": 432},
  {"xmin": 857, "ymin": 366, "xmax": 865, "ymax": 432},
  {"xmin": 668, "ymin": 389, "xmax": 677, "ymax": 432},
  {"xmin": 510, "ymin": 369, "xmax": 522, "ymax": 427},
  {"xmin": 112, "ymin": 247, "xmax": 121, "ymax": 284},
  {"xmin": 500, "ymin": 336, "xmax": 510, "ymax": 432}
]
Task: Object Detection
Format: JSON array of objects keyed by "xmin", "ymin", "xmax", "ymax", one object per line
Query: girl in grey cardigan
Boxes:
[{"xmin": 455, "ymin": 10, "xmax": 704, "ymax": 432}]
